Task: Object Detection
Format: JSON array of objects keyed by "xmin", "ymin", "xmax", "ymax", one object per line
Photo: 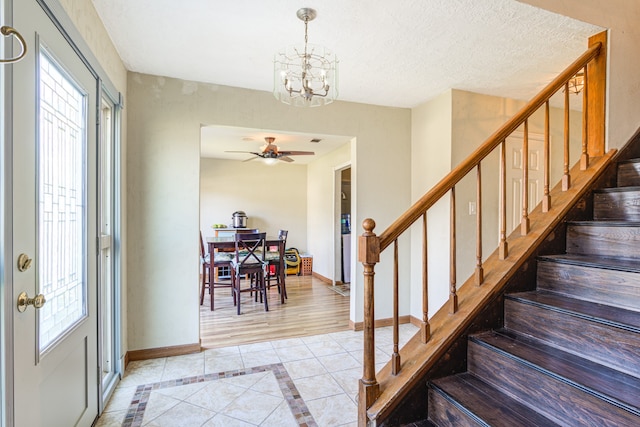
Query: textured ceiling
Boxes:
[
  {"xmin": 91, "ymin": 0, "xmax": 602, "ymax": 160},
  {"xmin": 92, "ymin": 0, "xmax": 601, "ymax": 108}
]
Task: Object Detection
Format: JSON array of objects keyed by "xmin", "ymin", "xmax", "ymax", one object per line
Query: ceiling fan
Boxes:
[{"xmin": 226, "ymin": 137, "xmax": 315, "ymax": 163}]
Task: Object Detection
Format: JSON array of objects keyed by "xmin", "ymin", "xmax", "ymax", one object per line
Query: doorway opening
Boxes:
[
  {"xmin": 198, "ymin": 125, "xmax": 353, "ymax": 347},
  {"xmin": 332, "ymin": 164, "xmax": 352, "ymax": 296},
  {"xmin": 340, "ymin": 168, "xmax": 352, "ymax": 284}
]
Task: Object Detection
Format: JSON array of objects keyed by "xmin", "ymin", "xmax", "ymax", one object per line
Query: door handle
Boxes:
[
  {"xmin": 0, "ymin": 26, "xmax": 27, "ymax": 64},
  {"xmin": 17, "ymin": 292, "xmax": 46, "ymax": 313}
]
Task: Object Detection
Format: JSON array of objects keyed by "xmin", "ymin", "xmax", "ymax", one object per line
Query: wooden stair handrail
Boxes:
[
  {"xmin": 378, "ymin": 42, "xmax": 601, "ymax": 251},
  {"xmin": 359, "ymin": 33, "xmax": 607, "ymax": 426}
]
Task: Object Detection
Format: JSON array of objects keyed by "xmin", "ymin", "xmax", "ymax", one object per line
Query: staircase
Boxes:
[{"xmin": 427, "ymin": 158, "xmax": 640, "ymax": 426}]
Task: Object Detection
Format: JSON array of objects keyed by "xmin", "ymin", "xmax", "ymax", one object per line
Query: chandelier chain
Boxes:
[
  {"xmin": 303, "ymin": 16, "xmax": 309, "ymax": 64},
  {"xmin": 304, "ymin": 17, "xmax": 309, "ymax": 47}
]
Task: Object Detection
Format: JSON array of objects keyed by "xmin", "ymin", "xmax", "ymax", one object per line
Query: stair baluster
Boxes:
[
  {"xmin": 499, "ymin": 140, "xmax": 508, "ymax": 259},
  {"xmin": 543, "ymin": 101, "xmax": 551, "ymax": 212},
  {"xmin": 392, "ymin": 239, "xmax": 400, "ymax": 375},
  {"xmin": 521, "ymin": 120, "xmax": 530, "ymax": 235},
  {"xmin": 581, "ymin": 65, "xmax": 590, "ymax": 170},
  {"xmin": 450, "ymin": 187, "xmax": 458, "ymax": 313},
  {"xmin": 475, "ymin": 164, "xmax": 484, "ymax": 286},
  {"xmin": 421, "ymin": 212, "xmax": 430, "ymax": 343},
  {"xmin": 563, "ymin": 82, "xmax": 572, "ymax": 191},
  {"xmin": 358, "ymin": 34, "xmax": 607, "ymax": 425}
]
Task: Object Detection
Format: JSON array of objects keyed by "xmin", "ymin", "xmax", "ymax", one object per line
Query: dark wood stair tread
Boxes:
[
  {"xmin": 593, "ymin": 187, "xmax": 640, "ymax": 221},
  {"xmin": 471, "ymin": 330, "xmax": 640, "ymax": 415},
  {"xmin": 594, "ymin": 186, "xmax": 640, "ymax": 193},
  {"xmin": 566, "ymin": 221, "xmax": 640, "ymax": 260},
  {"xmin": 538, "ymin": 254, "xmax": 640, "ymax": 273},
  {"xmin": 567, "ymin": 220, "xmax": 640, "ymax": 227},
  {"xmin": 618, "ymin": 159, "xmax": 640, "ymax": 187},
  {"xmin": 399, "ymin": 421, "xmax": 435, "ymax": 427},
  {"xmin": 618, "ymin": 158, "xmax": 640, "ymax": 165},
  {"xmin": 506, "ymin": 291, "xmax": 640, "ymax": 333},
  {"xmin": 430, "ymin": 373, "xmax": 560, "ymax": 427}
]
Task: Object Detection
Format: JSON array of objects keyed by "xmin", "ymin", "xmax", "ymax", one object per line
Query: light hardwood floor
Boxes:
[{"xmin": 200, "ymin": 275, "xmax": 351, "ymax": 348}]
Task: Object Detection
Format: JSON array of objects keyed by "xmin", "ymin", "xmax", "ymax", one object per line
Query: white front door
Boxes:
[{"xmin": 12, "ymin": 0, "xmax": 99, "ymax": 425}]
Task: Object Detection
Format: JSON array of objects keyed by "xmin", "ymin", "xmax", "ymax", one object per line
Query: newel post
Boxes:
[
  {"xmin": 587, "ymin": 31, "xmax": 606, "ymax": 158},
  {"xmin": 358, "ymin": 218, "xmax": 380, "ymax": 426}
]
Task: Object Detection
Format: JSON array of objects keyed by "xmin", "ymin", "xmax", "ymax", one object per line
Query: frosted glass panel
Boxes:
[{"xmin": 38, "ymin": 51, "xmax": 87, "ymax": 351}]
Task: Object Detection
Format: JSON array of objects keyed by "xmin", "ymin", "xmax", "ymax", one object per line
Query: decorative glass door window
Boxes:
[{"xmin": 38, "ymin": 50, "xmax": 88, "ymax": 352}]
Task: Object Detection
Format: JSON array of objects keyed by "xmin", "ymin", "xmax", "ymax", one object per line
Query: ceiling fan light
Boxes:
[{"xmin": 263, "ymin": 157, "xmax": 278, "ymax": 165}]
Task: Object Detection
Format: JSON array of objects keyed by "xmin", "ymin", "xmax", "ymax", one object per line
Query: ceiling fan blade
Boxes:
[
  {"xmin": 224, "ymin": 150, "xmax": 263, "ymax": 162},
  {"xmin": 278, "ymin": 151, "xmax": 315, "ymax": 156},
  {"xmin": 242, "ymin": 156, "xmax": 260, "ymax": 162},
  {"xmin": 278, "ymin": 156, "xmax": 294, "ymax": 163},
  {"xmin": 225, "ymin": 151, "xmax": 263, "ymax": 156}
]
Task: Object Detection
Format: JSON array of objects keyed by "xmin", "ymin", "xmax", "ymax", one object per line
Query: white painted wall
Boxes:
[
  {"xmin": 199, "ymin": 158, "xmax": 307, "ymax": 250},
  {"xmin": 410, "ymin": 89, "xmax": 583, "ymax": 321},
  {"xmin": 410, "ymin": 90, "xmax": 453, "ymax": 319},
  {"xmin": 520, "ymin": 0, "xmax": 640, "ymax": 150},
  {"xmin": 126, "ymin": 74, "xmax": 411, "ymax": 350}
]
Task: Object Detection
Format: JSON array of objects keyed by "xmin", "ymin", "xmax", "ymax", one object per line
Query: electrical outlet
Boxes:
[{"xmin": 469, "ymin": 201, "xmax": 477, "ymax": 215}]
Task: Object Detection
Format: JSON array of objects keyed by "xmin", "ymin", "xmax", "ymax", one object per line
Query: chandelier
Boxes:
[{"xmin": 273, "ymin": 8, "xmax": 338, "ymax": 107}]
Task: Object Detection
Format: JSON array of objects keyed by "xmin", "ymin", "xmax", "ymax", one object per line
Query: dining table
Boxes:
[{"xmin": 206, "ymin": 235, "xmax": 286, "ymax": 294}]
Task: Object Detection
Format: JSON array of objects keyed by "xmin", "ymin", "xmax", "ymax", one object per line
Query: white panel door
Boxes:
[
  {"xmin": 505, "ymin": 132, "xmax": 545, "ymax": 235},
  {"xmin": 12, "ymin": 0, "xmax": 99, "ymax": 425}
]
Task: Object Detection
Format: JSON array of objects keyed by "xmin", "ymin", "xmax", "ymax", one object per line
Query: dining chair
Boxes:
[
  {"xmin": 230, "ymin": 232, "xmax": 268, "ymax": 315},
  {"xmin": 200, "ymin": 231, "xmax": 232, "ymax": 310},
  {"xmin": 265, "ymin": 230, "xmax": 288, "ymax": 303},
  {"xmin": 199, "ymin": 231, "xmax": 211, "ymax": 306}
]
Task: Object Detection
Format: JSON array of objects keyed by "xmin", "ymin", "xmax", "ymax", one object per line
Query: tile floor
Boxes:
[{"xmin": 96, "ymin": 324, "xmax": 418, "ymax": 427}]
